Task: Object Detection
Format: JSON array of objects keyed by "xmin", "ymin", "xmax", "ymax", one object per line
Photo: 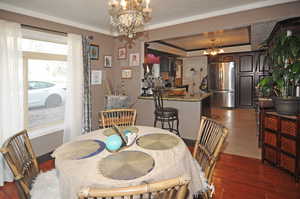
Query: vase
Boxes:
[{"xmin": 273, "ymin": 96, "xmax": 300, "ymax": 115}]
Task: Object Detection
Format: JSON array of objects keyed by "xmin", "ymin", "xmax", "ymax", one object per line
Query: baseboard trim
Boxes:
[{"xmin": 37, "ymin": 151, "xmax": 54, "ymax": 163}]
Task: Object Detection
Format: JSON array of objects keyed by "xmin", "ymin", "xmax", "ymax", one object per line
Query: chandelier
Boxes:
[
  {"xmin": 108, "ymin": 0, "xmax": 152, "ymax": 39},
  {"xmin": 203, "ymin": 39, "xmax": 224, "ymax": 56}
]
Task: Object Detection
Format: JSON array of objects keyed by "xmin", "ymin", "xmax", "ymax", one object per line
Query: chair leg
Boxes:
[
  {"xmin": 174, "ymin": 115, "xmax": 180, "ymax": 136},
  {"xmin": 168, "ymin": 120, "xmax": 172, "ymax": 132},
  {"xmin": 154, "ymin": 115, "xmax": 180, "ymax": 136}
]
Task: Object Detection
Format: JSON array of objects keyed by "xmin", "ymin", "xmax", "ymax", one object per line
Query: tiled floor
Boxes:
[{"xmin": 211, "ymin": 108, "xmax": 261, "ymax": 159}]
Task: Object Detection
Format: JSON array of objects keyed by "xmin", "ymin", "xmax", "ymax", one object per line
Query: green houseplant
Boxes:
[{"xmin": 257, "ymin": 30, "xmax": 300, "ymax": 115}]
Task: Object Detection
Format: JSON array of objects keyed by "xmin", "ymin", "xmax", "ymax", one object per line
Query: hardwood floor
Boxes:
[
  {"xmin": 213, "ymin": 154, "xmax": 300, "ymax": 199},
  {"xmin": 1, "ymin": 153, "xmax": 299, "ymax": 199}
]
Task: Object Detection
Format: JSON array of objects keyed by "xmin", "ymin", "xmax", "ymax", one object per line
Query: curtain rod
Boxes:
[
  {"xmin": 21, "ymin": 24, "xmax": 94, "ymax": 40},
  {"xmin": 21, "ymin": 24, "xmax": 68, "ymax": 36}
]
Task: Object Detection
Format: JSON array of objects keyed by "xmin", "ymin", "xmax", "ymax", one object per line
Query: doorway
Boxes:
[{"xmin": 211, "ymin": 107, "xmax": 260, "ymax": 159}]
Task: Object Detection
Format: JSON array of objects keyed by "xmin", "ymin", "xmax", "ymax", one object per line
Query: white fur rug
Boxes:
[{"xmin": 30, "ymin": 169, "xmax": 60, "ymax": 199}]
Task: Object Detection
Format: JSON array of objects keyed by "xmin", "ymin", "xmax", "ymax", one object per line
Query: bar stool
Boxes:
[{"xmin": 152, "ymin": 89, "xmax": 180, "ymax": 136}]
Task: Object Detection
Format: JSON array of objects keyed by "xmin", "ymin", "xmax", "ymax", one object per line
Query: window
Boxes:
[{"xmin": 22, "ymin": 29, "xmax": 67, "ymax": 131}]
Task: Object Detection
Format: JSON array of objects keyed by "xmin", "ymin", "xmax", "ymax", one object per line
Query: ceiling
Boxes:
[
  {"xmin": 0, "ymin": 0, "xmax": 296, "ymax": 35},
  {"xmin": 156, "ymin": 27, "xmax": 250, "ymax": 51}
]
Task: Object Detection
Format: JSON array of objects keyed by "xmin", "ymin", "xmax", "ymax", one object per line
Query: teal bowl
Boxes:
[{"xmin": 105, "ymin": 134, "xmax": 122, "ymax": 151}]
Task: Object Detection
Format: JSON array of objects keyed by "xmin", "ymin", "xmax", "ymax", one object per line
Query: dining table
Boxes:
[{"xmin": 52, "ymin": 126, "xmax": 209, "ymax": 199}]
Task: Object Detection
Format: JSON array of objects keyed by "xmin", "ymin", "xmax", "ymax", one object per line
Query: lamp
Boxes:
[
  {"xmin": 108, "ymin": 0, "xmax": 152, "ymax": 39},
  {"xmin": 203, "ymin": 39, "xmax": 224, "ymax": 56}
]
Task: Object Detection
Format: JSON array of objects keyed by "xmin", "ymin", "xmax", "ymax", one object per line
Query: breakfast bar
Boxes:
[{"xmin": 134, "ymin": 92, "xmax": 211, "ymax": 141}]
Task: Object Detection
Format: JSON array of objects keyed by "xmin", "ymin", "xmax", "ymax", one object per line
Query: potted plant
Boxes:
[{"xmin": 257, "ymin": 31, "xmax": 300, "ymax": 115}]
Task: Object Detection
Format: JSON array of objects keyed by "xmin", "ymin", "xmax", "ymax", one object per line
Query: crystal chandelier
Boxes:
[
  {"xmin": 108, "ymin": 0, "xmax": 152, "ymax": 39},
  {"xmin": 203, "ymin": 39, "xmax": 224, "ymax": 56}
]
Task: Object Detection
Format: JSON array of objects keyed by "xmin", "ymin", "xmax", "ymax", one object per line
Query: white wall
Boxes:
[{"xmin": 182, "ymin": 56, "xmax": 208, "ymax": 94}]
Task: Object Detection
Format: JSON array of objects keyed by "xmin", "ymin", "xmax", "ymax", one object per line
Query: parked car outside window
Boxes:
[{"xmin": 28, "ymin": 81, "xmax": 66, "ymax": 108}]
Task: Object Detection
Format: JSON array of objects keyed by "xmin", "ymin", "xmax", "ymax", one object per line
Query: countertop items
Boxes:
[{"xmin": 138, "ymin": 92, "xmax": 212, "ymax": 102}]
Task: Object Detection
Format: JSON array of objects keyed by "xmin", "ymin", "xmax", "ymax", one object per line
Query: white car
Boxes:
[{"xmin": 28, "ymin": 81, "xmax": 66, "ymax": 108}]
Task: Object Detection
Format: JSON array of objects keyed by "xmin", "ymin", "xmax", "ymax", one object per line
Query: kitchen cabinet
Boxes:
[
  {"xmin": 208, "ymin": 50, "xmax": 270, "ymax": 108},
  {"xmin": 267, "ymin": 17, "xmax": 300, "ymax": 46},
  {"xmin": 159, "ymin": 56, "xmax": 169, "ymax": 72}
]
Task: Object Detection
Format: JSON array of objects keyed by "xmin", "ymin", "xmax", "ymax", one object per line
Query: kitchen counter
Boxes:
[
  {"xmin": 138, "ymin": 92, "xmax": 212, "ymax": 102},
  {"xmin": 134, "ymin": 92, "xmax": 211, "ymax": 140}
]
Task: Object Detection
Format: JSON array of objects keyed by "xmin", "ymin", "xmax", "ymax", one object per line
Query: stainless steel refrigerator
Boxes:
[{"xmin": 208, "ymin": 62, "xmax": 236, "ymax": 108}]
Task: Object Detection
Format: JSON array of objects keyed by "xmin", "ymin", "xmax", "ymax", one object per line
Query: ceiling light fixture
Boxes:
[
  {"xmin": 108, "ymin": 0, "xmax": 152, "ymax": 39},
  {"xmin": 203, "ymin": 39, "xmax": 224, "ymax": 56}
]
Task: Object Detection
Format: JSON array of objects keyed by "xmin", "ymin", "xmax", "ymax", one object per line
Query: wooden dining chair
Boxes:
[
  {"xmin": 0, "ymin": 130, "xmax": 59, "ymax": 199},
  {"xmin": 78, "ymin": 175, "xmax": 190, "ymax": 199},
  {"xmin": 193, "ymin": 117, "xmax": 228, "ymax": 199},
  {"xmin": 99, "ymin": 108, "xmax": 137, "ymax": 128}
]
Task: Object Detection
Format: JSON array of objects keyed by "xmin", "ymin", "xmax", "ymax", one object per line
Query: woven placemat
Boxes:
[
  {"xmin": 103, "ymin": 126, "xmax": 139, "ymax": 136},
  {"xmin": 98, "ymin": 151, "xmax": 154, "ymax": 180},
  {"xmin": 58, "ymin": 140, "xmax": 105, "ymax": 160},
  {"xmin": 136, "ymin": 134, "xmax": 180, "ymax": 150}
]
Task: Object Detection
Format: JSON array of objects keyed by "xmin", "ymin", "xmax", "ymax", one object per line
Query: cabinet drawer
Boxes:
[
  {"xmin": 264, "ymin": 116, "xmax": 278, "ymax": 131},
  {"xmin": 280, "ymin": 153, "xmax": 295, "ymax": 173},
  {"xmin": 281, "ymin": 120, "xmax": 297, "ymax": 137},
  {"xmin": 281, "ymin": 136, "xmax": 296, "ymax": 155},
  {"xmin": 264, "ymin": 147, "xmax": 277, "ymax": 164},
  {"xmin": 264, "ymin": 131, "xmax": 277, "ymax": 146}
]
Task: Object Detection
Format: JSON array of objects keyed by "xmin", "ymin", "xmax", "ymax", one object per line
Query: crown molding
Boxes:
[
  {"xmin": 144, "ymin": 0, "xmax": 298, "ymax": 31},
  {"xmin": 0, "ymin": 0, "xmax": 297, "ymax": 37},
  {"xmin": 0, "ymin": 2, "xmax": 112, "ymax": 36}
]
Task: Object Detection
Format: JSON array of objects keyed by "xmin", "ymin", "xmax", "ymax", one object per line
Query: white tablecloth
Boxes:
[{"xmin": 52, "ymin": 126, "xmax": 208, "ymax": 199}]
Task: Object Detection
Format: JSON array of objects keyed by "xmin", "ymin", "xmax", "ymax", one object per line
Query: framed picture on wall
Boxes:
[
  {"xmin": 121, "ymin": 68, "xmax": 132, "ymax": 79},
  {"xmin": 104, "ymin": 55, "xmax": 112, "ymax": 68},
  {"xmin": 118, "ymin": 47, "xmax": 127, "ymax": 60},
  {"xmin": 129, "ymin": 53, "xmax": 140, "ymax": 66},
  {"xmin": 90, "ymin": 44, "xmax": 99, "ymax": 60}
]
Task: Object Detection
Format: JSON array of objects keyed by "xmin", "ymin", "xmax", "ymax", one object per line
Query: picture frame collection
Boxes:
[
  {"xmin": 90, "ymin": 45, "xmax": 139, "ymax": 79},
  {"xmin": 117, "ymin": 46, "xmax": 141, "ymax": 80}
]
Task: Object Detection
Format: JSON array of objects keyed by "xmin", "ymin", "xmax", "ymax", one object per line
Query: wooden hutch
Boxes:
[
  {"xmin": 262, "ymin": 112, "xmax": 300, "ymax": 181},
  {"xmin": 260, "ymin": 17, "xmax": 300, "ymax": 181}
]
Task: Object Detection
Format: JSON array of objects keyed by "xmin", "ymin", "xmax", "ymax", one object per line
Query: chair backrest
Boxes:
[
  {"xmin": 100, "ymin": 108, "xmax": 137, "ymax": 128},
  {"xmin": 193, "ymin": 117, "xmax": 228, "ymax": 185},
  {"xmin": 152, "ymin": 88, "xmax": 164, "ymax": 111},
  {"xmin": 0, "ymin": 130, "xmax": 39, "ymax": 199},
  {"xmin": 78, "ymin": 175, "xmax": 190, "ymax": 199}
]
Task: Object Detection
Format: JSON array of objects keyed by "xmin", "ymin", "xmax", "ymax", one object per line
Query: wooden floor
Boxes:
[
  {"xmin": 1, "ymin": 153, "xmax": 299, "ymax": 199},
  {"xmin": 213, "ymin": 154, "xmax": 300, "ymax": 199}
]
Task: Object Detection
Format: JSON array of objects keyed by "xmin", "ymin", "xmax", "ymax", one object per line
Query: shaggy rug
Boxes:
[{"xmin": 30, "ymin": 169, "xmax": 60, "ymax": 199}]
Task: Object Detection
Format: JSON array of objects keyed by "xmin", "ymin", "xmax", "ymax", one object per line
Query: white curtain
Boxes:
[
  {"xmin": 63, "ymin": 34, "xmax": 84, "ymax": 142},
  {"xmin": 0, "ymin": 20, "xmax": 24, "ymax": 186}
]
